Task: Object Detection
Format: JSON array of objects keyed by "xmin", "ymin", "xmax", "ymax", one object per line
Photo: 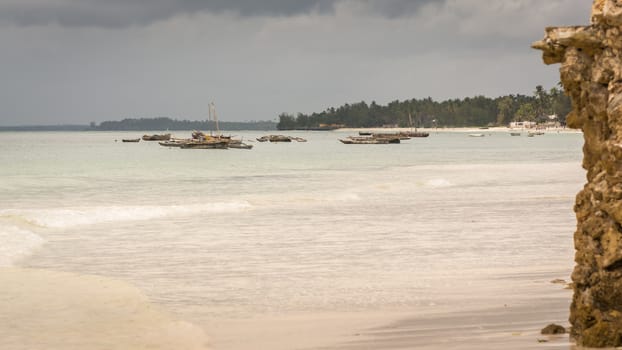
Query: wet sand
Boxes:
[
  {"xmin": 0, "ymin": 267, "xmax": 574, "ymax": 350},
  {"xmin": 202, "ymin": 280, "xmax": 574, "ymax": 350},
  {"xmin": 0, "ymin": 268, "xmax": 209, "ymax": 350},
  {"xmin": 314, "ymin": 293, "xmax": 574, "ymax": 350}
]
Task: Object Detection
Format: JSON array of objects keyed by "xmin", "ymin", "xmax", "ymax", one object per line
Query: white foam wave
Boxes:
[
  {"xmin": 0, "ymin": 201, "xmax": 252, "ymax": 229},
  {"xmin": 0, "ymin": 225, "xmax": 45, "ymax": 267},
  {"xmin": 424, "ymin": 179, "xmax": 453, "ymax": 188}
]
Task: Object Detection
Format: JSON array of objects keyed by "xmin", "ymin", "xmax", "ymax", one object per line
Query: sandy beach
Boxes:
[
  {"xmin": 0, "ymin": 267, "xmax": 575, "ymax": 350},
  {"xmin": 203, "ymin": 271, "xmax": 575, "ymax": 350},
  {"xmin": 0, "ymin": 268, "xmax": 210, "ymax": 350},
  {"xmin": 338, "ymin": 126, "xmax": 582, "ymax": 134}
]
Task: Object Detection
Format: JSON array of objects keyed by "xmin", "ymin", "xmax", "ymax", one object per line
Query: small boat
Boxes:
[
  {"xmin": 402, "ymin": 112, "xmax": 430, "ymax": 137},
  {"xmin": 142, "ymin": 133, "xmax": 171, "ymax": 141},
  {"xmin": 227, "ymin": 139, "xmax": 253, "ymax": 149},
  {"xmin": 510, "ymin": 132, "xmax": 521, "ymax": 136},
  {"xmin": 257, "ymin": 135, "xmax": 289, "ymax": 142},
  {"xmin": 256, "ymin": 135, "xmax": 306, "ymax": 142},
  {"xmin": 180, "ymin": 141, "xmax": 229, "ymax": 149},
  {"xmin": 373, "ymin": 133, "xmax": 410, "ymax": 140},
  {"xmin": 228, "ymin": 142, "xmax": 253, "ymax": 149},
  {"xmin": 122, "ymin": 138, "xmax": 140, "ymax": 143},
  {"xmin": 268, "ymin": 135, "xmax": 291, "ymax": 142},
  {"xmin": 158, "ymin": 139, "xmax": 189, "ymax": 147},
  {"xmin": 468, "ymin": 133, "xmax": 485, "ymax": 137},
  {"xmin": 339, "ymin": 136, "xmax": 400, "ymax": 144},
  {"xmin": 399, "ymin": 131, "xmax": 429, "ymax": 138}
]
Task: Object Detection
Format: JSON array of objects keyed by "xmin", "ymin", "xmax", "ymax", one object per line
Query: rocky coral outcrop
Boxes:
[
  {"xmin": 541, "ymin": 323, "xmax": 567, "ymax": 335},
  {"xmin": 533, "ymin": 0, "xmax": 622, "ymax": 347}
]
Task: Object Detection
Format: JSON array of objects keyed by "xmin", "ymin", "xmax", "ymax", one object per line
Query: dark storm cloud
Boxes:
[
  {"xmin": 0, "ymin": 0, "xmax": 445, "ymax": 28},
  {"xmin": 0, "ymin": 0, "xmax": 591, "ymax": 126}
]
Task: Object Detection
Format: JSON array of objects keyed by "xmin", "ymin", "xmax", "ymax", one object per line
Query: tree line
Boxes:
[
  {"xmin": 277, "ymin": 85, "xmax": 571, "ymax": 130},
  {"xmin": 94, "ymin": 117, "xmax": 276, "ymax": 131}
]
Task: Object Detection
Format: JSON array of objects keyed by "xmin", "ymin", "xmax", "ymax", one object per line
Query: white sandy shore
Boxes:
[
  {"xmin": 0, "ymin": 268, "xmax": 210, "ymax": 350},
  {"xmin": 312, "ymin": 291, "xmax": 574, "ymax": 350},
  {"xmin": 0, "ymin": 267, "xmax": 575, "ymax": 350},
  {"xmin": 337, "ymin": 126, "xmax": 581, "ymax": 134},
  {"xmin": 203, "ymin": 303, "xmax": 573, "ymax": 350}
]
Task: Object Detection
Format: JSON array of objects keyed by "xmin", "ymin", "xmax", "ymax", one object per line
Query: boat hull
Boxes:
[
  {"xmin": 142, "ymin": 134, "xmax": 171, "ymax": 141},
  {"xmin": 180, "ymin": 141, "xmax": 229, "ymax": 149}
]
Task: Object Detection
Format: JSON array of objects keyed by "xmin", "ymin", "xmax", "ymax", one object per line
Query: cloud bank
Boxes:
[
  {"xmin": 0, "ymin": 0, "xmax": 592, "ymax": 125},
  {"xmin": 0, "ymin": 0, "xmax": 448, "ymax": 28}
]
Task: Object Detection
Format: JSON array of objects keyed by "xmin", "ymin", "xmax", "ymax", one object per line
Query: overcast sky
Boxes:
[{"xmin": 0, "ymin": 0, "xmax": 591, "ymax": 126}]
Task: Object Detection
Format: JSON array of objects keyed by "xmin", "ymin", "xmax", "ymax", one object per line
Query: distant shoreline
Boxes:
[
  {"xmin": 0, "ymin": 125, "xmax": 92, "ymax": 132},
  {"xmin": 335, "ymin": 126, "xmax": 582, "ymax": 134},
  {"xmin": 0, "ymin": 126, "xmax": 582, "ymax": 133}
]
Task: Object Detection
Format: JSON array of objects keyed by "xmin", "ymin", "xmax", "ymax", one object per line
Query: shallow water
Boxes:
[{"xmin": 0, "ymin": 130, "xmax": 584, "ymax": 348}]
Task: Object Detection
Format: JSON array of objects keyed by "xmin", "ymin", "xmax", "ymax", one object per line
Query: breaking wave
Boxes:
[
  {"xmin": 0, "ymin": 225, "xmax": 45, "ymax": 267},
  {"xmin": 0, "ymin": 201, "xmax": 252, "ymax": 229}
]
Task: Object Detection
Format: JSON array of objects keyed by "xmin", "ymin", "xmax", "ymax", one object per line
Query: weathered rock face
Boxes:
[{"xmin": 533, "ymin": 0, "xmax": 622, "ymax": 346}]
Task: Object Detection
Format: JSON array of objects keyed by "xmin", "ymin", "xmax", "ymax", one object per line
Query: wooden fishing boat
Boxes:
[
  {"xmin": 339, "ymin": 136, "xmax": 400, "ymax": 144},
  {"xmin": 180, "ymin": 141, "xmax": 229, "ymax": 149},
  {"xmin": 399, "ymin": 131, "xmax": 429, "ymax": 138},
  {"xmin": 122, "ymin": 138, "xmax": 140, "ymax": 142},
  {"xmin": 142, "ymin": 133, "xmax": 171, "ymax": 141},
  {"xmin": 226, "ymin": 138, "xmax": 253, "ymax": 149},
  {"xmin": 372, "ymin": 133, "xmax": 410, "ymax": 140},
  {"xmin": 256, "ymin": 135, "xmax": 306, "ymax": 142},
  {"xmin": 402, "ymin": 112, "xmax": 429, "ymax": 137},
  {"xmin": 158, "ymin": 138, "xmax": 189, "ymax": 147},
  {"xmin": 228, "ymin": 142, "xmax": 253, "ymax": 149}
]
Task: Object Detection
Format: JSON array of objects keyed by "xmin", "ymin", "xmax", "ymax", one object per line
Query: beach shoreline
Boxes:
[
  {"xmin": 203, "ymin": 276, "xmax": 575, "ymax": 350},
  {"xmin": 0, "ymin": 267, "xmax": 210, "ymax": 350},
  {"xmin": 337, "ymin": 126, "xmax": 581, "ymax": 134},
  {"xmin": 0, "ymin": 266, "xmax": 575, "ymax": 350}
]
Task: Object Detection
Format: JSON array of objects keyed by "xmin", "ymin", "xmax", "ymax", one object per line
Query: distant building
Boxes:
[{"xmin": 509, "ymin": 121, "xmax": 537, "ymax": 129}]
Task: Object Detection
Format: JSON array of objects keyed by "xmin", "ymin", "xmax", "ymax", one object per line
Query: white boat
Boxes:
[{"xmin": 468, "ymin": 133, "xmax": 485, "ymax": 137}]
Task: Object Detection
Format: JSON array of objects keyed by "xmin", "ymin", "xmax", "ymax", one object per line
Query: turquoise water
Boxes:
[{"xmin": 0, "ymin": 130, "xmax": 584, "ymax": 322}]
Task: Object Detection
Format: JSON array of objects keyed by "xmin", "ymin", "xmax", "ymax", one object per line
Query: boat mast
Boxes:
[
  {"xmin": 208, "ymin": 102, "xmax": 213, "ymax": 136},
  {"xmin": 208, "ymin": 102, "xmax": 221, "ymax": 136},
  {"xmin": 212, "ymin": 102, "xmax": 220, "ymax": 135}
]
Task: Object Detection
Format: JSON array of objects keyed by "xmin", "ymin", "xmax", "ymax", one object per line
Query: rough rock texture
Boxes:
[
  {"xmin": 541, "ymin": 323, "xmax": 567, "ymax": 335},
  {"xmin": 533, "ymin": 0, "xmax": 622, "ymax": 347}
]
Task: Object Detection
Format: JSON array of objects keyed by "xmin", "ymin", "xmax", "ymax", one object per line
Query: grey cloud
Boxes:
[
  {"xmin": 0, "ymin": 0, "xmax": 333, "ymax": 28},
  {"xmin": 357, "ymin": 0, "xmax": 443, "ymax": 18},
  {"xmin": 0, "ymin": 0, "xmax": 449, "ymax": 28},
  {"xmin": 0, "ymin": 0, "xmax": 590, "ymax": 126}
]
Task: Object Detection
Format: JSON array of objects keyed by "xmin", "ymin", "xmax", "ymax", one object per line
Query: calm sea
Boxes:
[{"xmin": 0, "ymin": 130, "xmax": 584, "ymax": 337}]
